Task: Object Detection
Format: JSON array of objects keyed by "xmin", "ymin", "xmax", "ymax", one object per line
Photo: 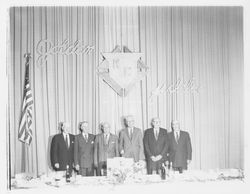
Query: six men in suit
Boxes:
[{"xmin": 50, "ymin": 117, "xmax": 192, "ymax": 176}]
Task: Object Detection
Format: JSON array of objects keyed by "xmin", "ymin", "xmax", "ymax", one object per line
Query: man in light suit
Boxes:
[
  {"xmin": 94, "ymin": 122, "xmax": 119, "ymax": 176},
  {"xmin": 168, "ymin": 120, "xmax": 192, "ymax": 173},
  {"xmin": 74, "ymin": 121, "xmax": 95, "ymax": 176},
  {"xmin": 119, "ymin": 115, "xmax": 145, "ymax": 162},
  {"xmin": 50, "ymin": 122, "xmax": 75, "ymax": 174},
  {"xmin": 143, "ymin": 117, "xmax": 169, "ymax": 174}
]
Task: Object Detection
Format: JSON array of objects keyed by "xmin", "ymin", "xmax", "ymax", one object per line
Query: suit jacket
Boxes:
[
  {"xmin": 119, "ymin": 127, "xmax": 145, "ymax": 162},
  {"xmin": 50, "ymin": 133, "xmax": 75, "ymax": 171},
  {"xmin": 168, "ymin": 130, "xmax": 192, "ymax": 169},
  {"xmin": 143, "ymin": 128, "xmax": 169, "ymax": 164},
  {"xmin": 74, "ymin": 133, "xmax": 95, "ymax": 168},
  {"xmin": 94, "ymin": 133, "xmax": 119, "ymax": 166}
]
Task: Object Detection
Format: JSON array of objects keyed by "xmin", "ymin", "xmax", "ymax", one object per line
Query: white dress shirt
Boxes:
[
  {"xmin": 128, "ymin": 127, "xmax": 133, "ymax": 138},
  {"xmin": 174, "ymin": 131, "xmax": 180, "ymax": 142},
  {"xmin": 153, "ymin": 128, "xmax": 159, "ymax": 139},
  {"xmin": 104, "ymin": 133, "xmax": 110, "ymax": 144},
  {"xmin": 82, "ymin": 132, "xmax": 88, "ymax": 141},
  {"xmin": 63, "ymin": 132, "xmax": 70, "ymax": 148}
]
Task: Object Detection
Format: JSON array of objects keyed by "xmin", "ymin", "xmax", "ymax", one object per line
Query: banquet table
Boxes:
[{"xmin": 9, "ymin": 169, "xmax": 245, "ymax": 194}]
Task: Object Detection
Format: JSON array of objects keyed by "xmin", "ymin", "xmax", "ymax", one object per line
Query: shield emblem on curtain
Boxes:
[
  {"xmin": 105, "ymin": 53, "xmax": 138, "ymax": 88},
  {"xmin": 98, "ymin": 46, "xmax": 148, "ymax": 97}
]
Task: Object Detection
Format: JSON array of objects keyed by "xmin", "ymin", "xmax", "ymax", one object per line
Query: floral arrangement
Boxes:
[
  {"xmin": 133, "ymin": 160, "xmax": 146, "ymax": 174},
  {"xmin": 107, "ymin": 157, "xmax": 135, "ymax": 184}
]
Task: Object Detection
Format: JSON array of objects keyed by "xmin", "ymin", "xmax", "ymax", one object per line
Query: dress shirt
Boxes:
[
  {"xmin": 63, "ymin": 132, "xmax": 70, "ymax": 148},
  {"xmin": 104, "ymin": 133, "xmax": 110, "ymax": 144},
  {"xmin": 82, "ymin": 132, "xmax": 88, "ymax": 141},
  {"xmin": 153, "ymin": 128, "xmax": 159, "ymax": 139},
  {"xmin": 175, "ymin": 131, "xmax": 180, "ymax": 142},
  {"xmin": 128, "ymin": 127, "xmax": 133, "ymax": 139}
]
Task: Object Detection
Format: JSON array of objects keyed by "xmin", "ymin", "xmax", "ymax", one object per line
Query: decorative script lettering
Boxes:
[
  {"xmin": 149, "ymin": 78, "xmax": 200, "ymax": 102},
  {"xmin": 36, "ymin": 39, "xmax": 94, "ymax": 66}
]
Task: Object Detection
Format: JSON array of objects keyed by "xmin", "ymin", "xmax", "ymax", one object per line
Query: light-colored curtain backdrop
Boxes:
[{"xmin": 8, "ymin": 7, "xmax": 243, "ymax": 177}]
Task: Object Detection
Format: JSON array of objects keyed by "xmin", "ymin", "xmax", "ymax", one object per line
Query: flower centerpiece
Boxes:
[{"xmin": 107, "ymin": 157, "xmax": 134, "ymax": 184}]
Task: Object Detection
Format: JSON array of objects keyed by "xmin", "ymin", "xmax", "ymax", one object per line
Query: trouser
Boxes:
[
  {"xmin": 147, "ymin": 160, "xmax": 164, "ymax": 175},
  {"xmin": 96, "ymin": 161, "xmax": 107, "ymax": 176},
  {"xmin": 79, "ymin": 167, "xmax": 94, "ymax": 176}
]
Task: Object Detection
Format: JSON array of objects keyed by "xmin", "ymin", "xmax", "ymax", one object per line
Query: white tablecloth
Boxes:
[{"xmin": 11, "ymin": 169, "xmax": 243, "ymax": 191}]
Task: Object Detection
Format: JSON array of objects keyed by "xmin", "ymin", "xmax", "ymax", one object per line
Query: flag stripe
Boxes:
[
  {"xmin": 18, "ymin": 123, "xmax": 26, "ymax": 138},
  {"xmin": 18, "ymin": 59, "xmax": 33, "ymax": 145},
  {"xmin": 26, "ymin": 93, "xmax": 32, "ymax": 99},
  {"xmin": 19, "ymin": 103, "xmax": 33, "ymax": 119}
]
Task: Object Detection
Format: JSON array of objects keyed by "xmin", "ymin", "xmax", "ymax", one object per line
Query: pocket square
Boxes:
[
  {"xmin": 111, "ymin": 142, "xmax": 115, "ymax": 144},
  {"xmin": 91, "ymin": 141, "xmax": 94, "ymax": 144}
]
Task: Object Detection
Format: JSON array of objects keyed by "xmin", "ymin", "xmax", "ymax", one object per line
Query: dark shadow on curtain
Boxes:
[{"xmin": 120, "ymin": 116, "xmax": 126, "ymax": 129}]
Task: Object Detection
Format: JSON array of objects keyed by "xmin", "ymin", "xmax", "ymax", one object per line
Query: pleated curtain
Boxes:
[{"xmin": 8, "ymin": 7, "xmax": 243, "ymax": 176}]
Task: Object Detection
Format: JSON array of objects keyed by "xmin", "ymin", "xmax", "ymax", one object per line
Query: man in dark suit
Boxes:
[
  {"xmin": 94, "ymin": 122, "xmax": 119, "ymax": 176},
  {"xmin": 119, "ymin": 115, "xmax": 145, "ymax": 162},
  {"xmin": 50, "ymin": 122, "xmax": 75, "ymax": 174},
  {"xmin": 74, "ymin": 121, "xmax": 95, "ymax": 176},
  {"xmin": 168, "ymin": 120, "xmax": 192, "ymax": 173},
  {"xmin": 143, "ymin": 117, "xmax": 169, "ymax": 174}
]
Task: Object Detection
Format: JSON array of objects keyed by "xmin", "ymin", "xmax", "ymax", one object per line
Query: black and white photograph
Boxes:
[{"xmin": 1, "ymin": 1, "xmax": 250, "ymax": 194}]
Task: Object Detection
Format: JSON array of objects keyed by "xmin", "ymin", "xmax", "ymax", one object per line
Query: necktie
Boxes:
[
  {"xmin": 105, "ymin": 134, "xmax": 108, "ymax": 145},
  {"xmin": 85, "ymin": 134, "xmax": 88, "ymax": 141},
  {"xmin": 176, "ymin": 132, "xmax": 179, "ymax": 143},
  {"xmin": 65, "ymin": 134, "xmax": 69, "ymax": 148},
  {"xmin": 129, "ymin": 129, "xmax": 132, "ymax": 140},
  {"xmin": 155, "ymin": 130, "xmax": 158, "ymax": 140}
]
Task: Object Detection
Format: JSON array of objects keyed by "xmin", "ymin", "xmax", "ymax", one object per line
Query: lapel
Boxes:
[
  {"xmin": 80, "ymin": 133, "xmax": 87, "ymax": 144},
  {"xmin": 158, "ymin": 128, "xmax": 163, "ymax": 141},
  {"xmin": 87, "ymin": 133, "xmax": 92, "ymax": 143},
  {"xmin": 107, "ymin": 134, "xmax": 113, "ymax": 147},
  {"xmin": 108, "ymin": 134, "xmax": 112, "ymax": 144},
  {"xmin": 153, "ymin": 128, "xmax": 161, "ymax": 141},
  {"xmin": 171, "ymin": 132, "xmax": 178, "ymax": 146},
  {"xmin": 178, "ymin": 131, "xmax": 183, "ymax": 144},
  {"xmin": 69, "ymin": 134, "xmax": 74, "ymax": 149},
  {"xmin": 150, "ymin": 128, "xmax": 157, "ymax": 142},
  {"xmin": 101, "ymin": 133, "xmax": 105, "ymax": 145},
  {"xmin": 103, "ymin": 133, "xmax": 109, "ymax": 146}
]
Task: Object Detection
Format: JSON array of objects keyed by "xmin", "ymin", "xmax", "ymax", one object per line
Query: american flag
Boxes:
[{"xmin": 18, "ymin": 54, "xmax": 33, "ymax": 145}]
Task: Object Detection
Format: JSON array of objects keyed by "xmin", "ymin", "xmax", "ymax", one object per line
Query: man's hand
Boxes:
[
  {"xmin": 75, "ymin": 164, "xmax": 80, "ymax": 171},
  {"xmin": 187, "ymin": 160, "xmax": 191, "ymax": 165},
  {"xmin": 120, "ymin": 150, "xmax": 124, "ymax": 155},
  {"xmin": 151, "ymin": 156, "xmax": 156, "ymax": 162},
  {"xmin": 155, "ymin": 155, "xmax": 162, "ymax": 161},
  {"xmin": 54, "ymin": 163, "xmax": 59, "ymax": 169}
]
